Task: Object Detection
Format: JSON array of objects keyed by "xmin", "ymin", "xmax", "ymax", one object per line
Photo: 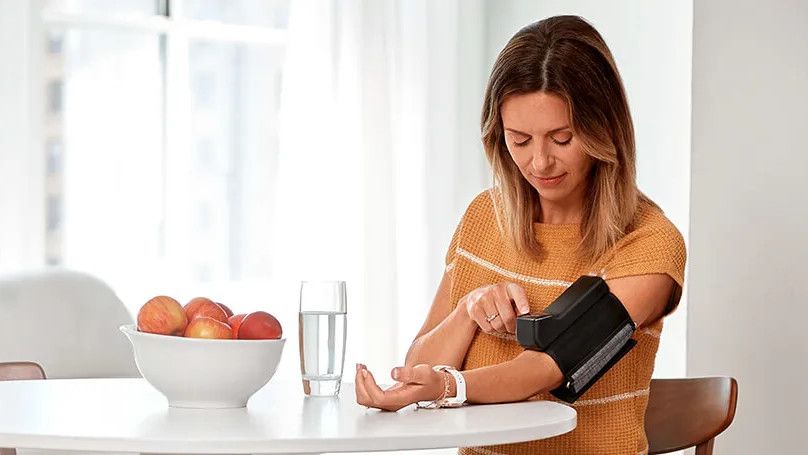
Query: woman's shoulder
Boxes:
[
  {"xmin": 466, "ymin": 187, "xmax": 497, "ymax": 213},
  {"xmin": 443, "ymin": 187, "xmax": 502, "ymax": 266},
  {"xmin": 452, "ymin": 187, "xmax": 504, "ymax": 243},
  {"xmin": 627, "ymin": 198, "xmax": 684, "ymax": 244},
  {"xmin": 598, "ymin": 197, "xmax": 687, "ymax": 286},
  {"xmin": 458, "ymin": 187, "xmax": 500, "ymax": 227}
]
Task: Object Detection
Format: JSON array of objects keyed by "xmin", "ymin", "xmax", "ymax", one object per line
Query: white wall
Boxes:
[
  {"xmin": 689, "ymin": 0, "xmax": 808, "ymax": 452},
  {"xmin": 484, "ymin": 0, "xmax": 693, "ymax": 378}
]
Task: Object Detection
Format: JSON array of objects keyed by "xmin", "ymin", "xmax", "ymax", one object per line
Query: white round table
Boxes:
[{"xmin": 0, "ymin": 378, "xmax": 576, "ymax": 454}]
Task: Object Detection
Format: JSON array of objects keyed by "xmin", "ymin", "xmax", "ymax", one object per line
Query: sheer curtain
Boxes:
[
  {"xmin": 270, "ymin": 0, "xmax": 489, "ymax": 378},
  {"xmin": 0, "ymin": 0, "xmax": 490, "ymax": 389}
]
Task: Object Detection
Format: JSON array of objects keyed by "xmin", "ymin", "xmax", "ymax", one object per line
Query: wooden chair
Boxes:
[
  {"xmin": 645, "ymin": 377, "xmax": 738, "ymax": 455},
  {"xmin": 0, "ymin": 362, "xmax": 46, "ymax": 455}
]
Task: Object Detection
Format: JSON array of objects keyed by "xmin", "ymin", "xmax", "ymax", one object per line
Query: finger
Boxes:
[
  {"xmin": 464, "ymin": 287, "xmax": 486, "ymax": 320},
  {"xmin": 356, "ymin": 375, "xmax": 370, "ymax": 406},
  {"xmin": 466, "ymin": 288, "xmax": 494, "ymax": 333},
  {"xmin": 481, "ymin": 292, "xmax": 507, "ymax": 333},
  {"xmin": 506, "ymin": 282, "xmax": 531, "ymax": 315},
  {"xmin": 355, "ymin": 367, "xmax": 371, "ymax": 406},
  {"xmin": 492, "ymin": 284, "xmax": 518, "ymax": 334},
  {"xmin": 471, "ymin": 303, "xmax": 495, "ymax": 333}
]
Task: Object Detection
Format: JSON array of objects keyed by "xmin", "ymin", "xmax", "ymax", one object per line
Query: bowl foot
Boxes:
[{"xmin": 168, "ymin": 399, "xmax": 247, "ymax": 409}]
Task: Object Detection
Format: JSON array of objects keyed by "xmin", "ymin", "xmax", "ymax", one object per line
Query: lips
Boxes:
[
  {"xmin": 535, "ymin": 174, "xmax": 566, "ymax": 181},
  {"xmin": 531, "ymin": 172, "xmax": 567, "ymax": 187}
]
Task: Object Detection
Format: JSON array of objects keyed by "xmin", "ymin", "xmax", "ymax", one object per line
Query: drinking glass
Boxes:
[{"xmin": 298, "ymin": 281, "xmax": 347, "ymax": 396}]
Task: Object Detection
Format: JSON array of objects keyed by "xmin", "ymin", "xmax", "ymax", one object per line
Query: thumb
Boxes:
[
  {"xmin": 391, "ymin": 366, "xmax": 416, "ymax": 383},
  {"xmin": 391, "ymin": 364, "xmax": 432, "ymax": 384}
]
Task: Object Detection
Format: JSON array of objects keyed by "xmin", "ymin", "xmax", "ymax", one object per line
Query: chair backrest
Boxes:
[
  {"xmin": 645, "ymin": 376, "xmax": 738, "ymax": 454},
  {"xmin": 0, "ymin": 269, "xmax": 138, "ymax": 379}
]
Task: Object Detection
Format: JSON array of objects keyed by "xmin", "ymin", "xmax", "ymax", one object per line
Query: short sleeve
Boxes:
[
  {"xmin": 445, "ymin": 220, "xmax": 461, "ymax": 271},
  {"xmin": 443, "ymin": 189, "xmax": 492, "ymax": 273},
  {"xmin": 602, "ymin": 215, "xmax": 687, "ymax": 315}
]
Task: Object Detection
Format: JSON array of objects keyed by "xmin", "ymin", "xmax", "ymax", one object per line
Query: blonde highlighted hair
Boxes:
[{"xmin": 481, "ymin": 15, "xmax": 652, "ymax": 264}]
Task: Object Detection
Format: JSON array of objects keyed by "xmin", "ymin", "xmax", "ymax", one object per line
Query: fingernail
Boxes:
[
  {"xmin": 362, "ymin": 370, "xmax": 368, "ymax": 378},
  {"xmin": 391, "ymin": 368, "xmax": 399, "ymax": 380},
  {"xmin": 520, "ymin": 307, "xmax": 529, "ymax": 315}
]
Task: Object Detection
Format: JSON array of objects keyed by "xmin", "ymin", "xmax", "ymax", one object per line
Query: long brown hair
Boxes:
[{"xmin": 481, "ymin": 15, "xmax": 650, "ymax": 263}]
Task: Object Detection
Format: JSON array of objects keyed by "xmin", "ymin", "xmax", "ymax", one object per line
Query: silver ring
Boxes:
[{"xmin": 485, "ymin": 313, "xmax": 500, "ymax": 323}]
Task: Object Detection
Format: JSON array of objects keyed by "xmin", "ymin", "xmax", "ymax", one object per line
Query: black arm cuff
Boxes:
[{"xmin": 516, "ymin": 276, "xmax": 637, "ymax": 403}]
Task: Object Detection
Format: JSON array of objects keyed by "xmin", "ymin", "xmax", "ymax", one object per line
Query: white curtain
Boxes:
[{"xmin": 270, "ymin": 0, "xmax": 489, "ymax": 378}]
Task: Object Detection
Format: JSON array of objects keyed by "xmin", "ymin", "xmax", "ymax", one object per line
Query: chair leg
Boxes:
[
  {"xmin": 695, "ymin": 438, "xmax": 715, "ymax": 455},
  {"xmin": 0, "ymin": 448, "xmax": 16, "ymax": 455}
]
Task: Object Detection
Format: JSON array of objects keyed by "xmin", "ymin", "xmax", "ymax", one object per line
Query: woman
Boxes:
[{"xmin": 355, "ymin": 15, "xmax": 686, "ymax": 455}]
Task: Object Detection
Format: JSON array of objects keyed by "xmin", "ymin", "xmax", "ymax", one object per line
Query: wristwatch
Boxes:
[{"xmin": 432, "ymin": 365, "xmax": 467, "ymax": 407}]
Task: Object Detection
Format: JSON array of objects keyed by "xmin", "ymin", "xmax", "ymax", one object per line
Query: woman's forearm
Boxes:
[
  {"xmin": 404, "ymin": 299, "xmax": 478, "ymax": 368},
  {"xmin": 452, "ymin": 350, "xmax": 565, "ymax": 404}
]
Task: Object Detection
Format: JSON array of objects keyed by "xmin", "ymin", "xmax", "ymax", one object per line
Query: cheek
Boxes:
[
  {"xmin": 569, "ymin": 147, "xmax": 593, "ymax": 175},
  {"xmin": 505, "ymin": 144, "xmax": 531, "ymax": 169}
]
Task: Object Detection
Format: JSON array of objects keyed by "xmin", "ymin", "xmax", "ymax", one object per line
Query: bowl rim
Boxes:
[{"xmin": 120, "ymin": 324, "xmax": 286, "ymax": 344}]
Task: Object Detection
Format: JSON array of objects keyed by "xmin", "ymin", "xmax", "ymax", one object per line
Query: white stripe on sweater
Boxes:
[
  {"xmin": 640, "ymin": 328, "xmax": 661, "ymax": 339},
  {"xmin": 486, "ymin": 329, "xmax": 657, "ymax": 342},
  {"xmin": 456, "ymin": 247, "xmax": 573, "ymax": 288},
  {"xmin": 570, "ymin": 388, "xmax": 650, "ymax": 407},
  {"xmin": 468, "ymin": 446, "xmax": 648, "ymax": 455}
]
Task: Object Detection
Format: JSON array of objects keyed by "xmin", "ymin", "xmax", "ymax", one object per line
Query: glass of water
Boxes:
[{"xmin": 299, "ymin": 281, "xmax": 347, "ymax": 396}]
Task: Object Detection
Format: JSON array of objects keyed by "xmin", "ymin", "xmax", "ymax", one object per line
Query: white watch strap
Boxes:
[{"xmin": 433, "ymin": 365, "xmax": 466, "ymax": 407}]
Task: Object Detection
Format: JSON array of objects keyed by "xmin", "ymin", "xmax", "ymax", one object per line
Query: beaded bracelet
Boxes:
[{"xmin": 416, "ymin": 371, "xmax": 451, "ymax": 409}]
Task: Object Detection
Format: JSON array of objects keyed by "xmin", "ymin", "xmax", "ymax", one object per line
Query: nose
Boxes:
[{"xmin": 529, "ymin": 143, "xmax": 554, "ymax": 174}]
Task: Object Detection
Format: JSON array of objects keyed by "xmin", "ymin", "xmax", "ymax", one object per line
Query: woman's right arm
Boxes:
[
  {"xmin": 404, "ymin": 273, "xmax": 531, "ymax": 369},
  {"xmin": 403, "ymin": 272, "xmax": 477, "ymax": 368}
]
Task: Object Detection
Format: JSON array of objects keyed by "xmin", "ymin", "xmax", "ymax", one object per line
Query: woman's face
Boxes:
[{"xmin": 500, "ymin": 91, "xmax": 593, "ymax": 211}]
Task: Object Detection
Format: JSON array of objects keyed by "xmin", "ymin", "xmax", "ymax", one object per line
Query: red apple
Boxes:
[
  {"xmin": 216, "ymin": 302, "xmax": 234, "ymax": 318},
  {"xmin": 185, "ymin": 298, "xmax": 228, "ymax": 324},
  {"xmin": 238, "ymin": 311, "xmax": 282, "ymax": 340},
  {"xmin": 228, "ymin": 313, "xmax": 247, "ymax": 338},
  {"xmin": 184, "ymin": 317, "xmax": 233, "ymax": 339},
  {"xmin": 184, "ymin": 297, "xmax": 215, "ymax": 319},
  {"xmin": 137, "ymin": 296, "xmax": 188, "ymax": 336}
]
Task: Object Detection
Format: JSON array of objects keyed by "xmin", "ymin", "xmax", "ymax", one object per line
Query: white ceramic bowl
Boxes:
[{"xmin": 120, "ymin": 324, "xmax": 285, "ymax": 408}]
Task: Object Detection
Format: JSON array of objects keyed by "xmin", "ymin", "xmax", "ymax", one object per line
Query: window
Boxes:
[{"xmin": 37, "ymin": 0, "xmax": 290, "ymax": 314}]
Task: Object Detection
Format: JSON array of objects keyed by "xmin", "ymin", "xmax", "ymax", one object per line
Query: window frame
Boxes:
[{"xmin": 28, "ymin": 0, "xmax": 288, "ymax": 270}]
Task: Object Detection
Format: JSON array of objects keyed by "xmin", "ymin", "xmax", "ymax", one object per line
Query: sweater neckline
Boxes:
[{"xmin": 533, "ymin": 221, "xmax": 581, "ymax": 240}]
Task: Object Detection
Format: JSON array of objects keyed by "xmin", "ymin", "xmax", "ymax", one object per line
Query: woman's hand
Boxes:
[
  {"xmin": 459, "ymin": 282, "xmax": 531, "ymax": 335},
  {"xmin": 355, "ymin": 363, "xmax": 444, "ymax": 412}
]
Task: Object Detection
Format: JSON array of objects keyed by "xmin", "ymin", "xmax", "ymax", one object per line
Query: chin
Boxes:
[
  {"xmin": 531, "ymin": 185, "xmax": 570, "ymax": 201},
  {"xmin": 536, "ymin": 192, "xmax": 571, "ymax": 203}
]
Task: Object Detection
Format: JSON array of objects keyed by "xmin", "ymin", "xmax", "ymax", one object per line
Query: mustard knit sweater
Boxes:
[{"xmin": 448, "ymin": 189, "xmax": 686, "ymax": 455}]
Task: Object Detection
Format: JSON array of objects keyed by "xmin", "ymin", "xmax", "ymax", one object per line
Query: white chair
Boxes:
[
  {"xmin": 0, "ymin": 268, "xmax": 138, "ymax": 379},
  {"xmin": 0, "ymin": 269, "xmax": 138, "ymax": 455}
]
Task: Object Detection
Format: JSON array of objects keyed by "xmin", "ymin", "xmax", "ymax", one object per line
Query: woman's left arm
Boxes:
[{"xmin": 356, "ymin": 273, "xmax": 676, "ymax": 411}]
